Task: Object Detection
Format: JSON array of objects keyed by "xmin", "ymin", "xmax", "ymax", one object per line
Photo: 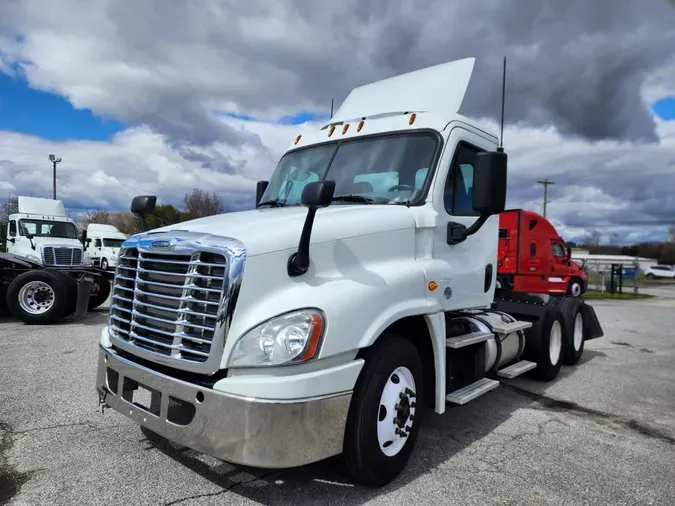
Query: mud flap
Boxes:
[
  {"xmin": 74, "ymin": 276, "xmax": 95, "ymax": 319},
  {"xmin": 580, "ymin": 302, "xmax": 604, "ymax": 340}
]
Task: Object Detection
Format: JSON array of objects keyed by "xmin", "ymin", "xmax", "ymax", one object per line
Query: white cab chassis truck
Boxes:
[
  {"xmin": 1, "ymin": 196, "xmax": 113, "ymax": 324},
  {"xmin": 83, "ymin": 223, "xmax": 128, "ymax": 271},
  {"xmin": 96, "ymin": 58, "xmax": 604, "ymax": 487}
]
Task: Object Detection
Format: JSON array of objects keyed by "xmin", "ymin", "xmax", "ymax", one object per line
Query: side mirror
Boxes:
[
  {"xmin": 566, "ymin": 246, "xmax": 572, "ymax": 258},
  {"xmin": 8, "ymin": 237, "xmax": 15, "ymax": 244},
  {"xmin": 300, "ymin": 180, "xmax": 335, "ymax": 209},
  {"xmin": 130, "ymin": 195, "xmax": 157, "ymax": 232},
  {"xmin": 256, "ymin": 181, "xmax": 269, "ymax": 207},
  {"xmin": 472, "ymin": 151, "xmax": 507, "ymax": 215},
  {"xmin": 288, "ymin": 180, "xmax": 336, "ymax": 277}
]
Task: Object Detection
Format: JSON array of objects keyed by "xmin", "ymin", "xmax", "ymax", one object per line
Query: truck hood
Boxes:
[{"xmin": 153, "ymin": 205, "xmax": 416, "ymax": 257}]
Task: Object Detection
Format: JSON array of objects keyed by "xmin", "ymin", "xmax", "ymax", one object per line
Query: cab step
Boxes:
[
  {"xmin": 491, "ymin": 320, "xmax": 532, "ymax": 335},
  {"xmin": 446, "ymin": 331, "xmax": 492, "ymax": 349},
  {"xmin": 496, "ymin": 360, "xmax": 537, "ymax": 379},
  {"xmin": 446, "ymin": 378, "xmax": 500, "ymax": 405}
]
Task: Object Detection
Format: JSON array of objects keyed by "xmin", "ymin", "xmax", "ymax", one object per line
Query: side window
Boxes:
[
  {"xmin": 95, "ymin": 239, "xmax": 103, "ymax": 248},
  {"xmin": 552, "ymin": 243, "xmax": 565, "ymax": 257},
  {"xmin": 530, "ymin": 243, "xmax": 536, "ymax": 257},
  {"xmin": 8, "ymin": 220, "xmax": 16, "ymax": 237},
  {"xmin": 443, "ymin": 142, "xmax": 483, "ymax": 215}
]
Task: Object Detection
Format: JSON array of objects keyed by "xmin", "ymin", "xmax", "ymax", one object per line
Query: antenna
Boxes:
[
  {"xmin": 497, "ymin": 56, "xmax": 507, "ymax": 153},
  {"xmin": 330, "ymin": 98, "xmax": 334, "ymax": 119}
]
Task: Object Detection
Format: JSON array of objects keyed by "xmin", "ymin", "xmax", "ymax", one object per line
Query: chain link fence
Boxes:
[{"xmin": 579, "ymin": 258, "xmax": 641, "ymax": 294}]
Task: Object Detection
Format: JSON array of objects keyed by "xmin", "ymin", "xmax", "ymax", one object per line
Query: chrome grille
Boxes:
[
  {"xmin": 110, "ymin": 248, "xmax": 227, "ymax": 364},
  {"xmin": 42, "ymin": 246, "xmax": 83, "ymax": 266}
]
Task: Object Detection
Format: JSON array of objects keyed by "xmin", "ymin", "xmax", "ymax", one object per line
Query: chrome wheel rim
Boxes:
[{"xmin": 18, "ymin": 281, "xmax": 55, "ymax": 315}]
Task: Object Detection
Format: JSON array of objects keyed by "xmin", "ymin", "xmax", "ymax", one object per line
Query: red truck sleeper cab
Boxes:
[{"xmin": 497, "ymin": 209, "xmax": 587, "ymax": 297}]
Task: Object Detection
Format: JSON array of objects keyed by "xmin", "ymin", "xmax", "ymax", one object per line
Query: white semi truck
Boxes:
[
  {"xmin": 83, "ymin": 223, "xmax": 128, "ymax": 271},
  {"xmin": 96, "ymin": 57, "xmax": 604, "ymax": 487},
  {"xmin": 1, "ymin": 196, "xmax": 113, "ymax": 324}
]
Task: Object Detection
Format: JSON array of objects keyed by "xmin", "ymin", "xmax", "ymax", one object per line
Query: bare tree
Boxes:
[
  {"xmin": 2, "ymin": 196, "xmax": 18, "ymax": 216},
  {"xmin": 110, "ymin": 211, "xmax": 142, "ymax": 235},
  {"xmin": 584, "ymin": 229, "xmax": 602, "ymax": 251},
  {"xmin": 668, "ymin": 223, "xmax": 675, "ymax": 243},
  {"xmin": 83, "ymin": 210, "xmax": 112, "ymax": 227},
  {"xmin": 184, "ymin": 188, "xmax": 222, "ymax": 219}
]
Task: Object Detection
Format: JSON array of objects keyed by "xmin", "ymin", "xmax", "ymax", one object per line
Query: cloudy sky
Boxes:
[{"xmin": 1, "ymin": 0, "xmax": 674, "ymax": 244}]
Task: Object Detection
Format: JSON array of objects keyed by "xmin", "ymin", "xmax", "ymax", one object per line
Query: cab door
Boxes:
[
  {"xmin": 548, "ymin": 241, "xmax": 569, "ymax": 294},
  {"xmin": 6, "ymin": 220, "xmax": 17, "ymax": 254},
  {"xmin": 429, "ymin": 126, "xmax": 499, "ymax": 311}
]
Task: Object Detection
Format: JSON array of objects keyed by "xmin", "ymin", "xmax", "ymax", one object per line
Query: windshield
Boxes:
[
  {"xmin": 103, "ymin": 239, "xmax": 125, "ymax": 248},
  {"xmin": 19, "ymin": 219, "xmax": 78, "ymax": 239},
  {"xmin": 260, "ymin": 132, "xmax": 438, "ymax": 206}
]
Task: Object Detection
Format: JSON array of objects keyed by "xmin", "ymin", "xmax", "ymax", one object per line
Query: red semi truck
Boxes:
[{"xmin": 497, "ymin": 209, "xmax": 587, "ymax": 297}]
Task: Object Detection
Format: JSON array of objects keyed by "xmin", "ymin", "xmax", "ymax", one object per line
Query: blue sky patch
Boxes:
[
  {"xmin": 224, "ymin": 109, "xmax": 330, "ymax": 125},
  {"xmin": 652, "ymin": 96, "xmax": 675, "ymax": 120},
  {"xmin": 0, "ymin": 72, "xmax": 125, "ymax": 140}
]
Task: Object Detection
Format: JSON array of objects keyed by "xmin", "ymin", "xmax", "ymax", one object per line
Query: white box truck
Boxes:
[
  {"xmin": 96, "ymin": 57, "xmax": 604, "ymax": 487},
  {"xmin": 83, "ymin": 224, "xmax": 128, "ymax": 271}
]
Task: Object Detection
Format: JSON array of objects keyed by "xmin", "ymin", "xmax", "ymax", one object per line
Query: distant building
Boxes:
[{"xmin": 570, "ymin": 249, "xmax": 658, "ymax": 272}]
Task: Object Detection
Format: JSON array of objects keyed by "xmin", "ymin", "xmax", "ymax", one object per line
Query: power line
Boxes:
[{"xmin": 536, "ymin": 178, "xmax": 555, "ymax": 218}]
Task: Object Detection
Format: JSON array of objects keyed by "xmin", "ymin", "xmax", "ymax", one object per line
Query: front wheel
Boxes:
[
  {"xmin": 101, "ymin": 258, "xmax": 109, "ymax": 270},
  {"xmin": 567, "ymin": 278, "xmax": 583, "ymax": 297},
  {"xmin": 646, "ymin": 273, "xmax": 655, "ymax": 280},
  {"xmin": 342, "ymin": 334, "xmax": 424, "ymax": 487},
  {"xmin": 88, "ymin": 280, "xmax": 112, "ymax": 310}
]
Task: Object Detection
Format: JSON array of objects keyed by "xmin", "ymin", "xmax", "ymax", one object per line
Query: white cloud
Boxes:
[{"xmin": 1, "ymin": 0, "xmax": 675, "ymax": 244}]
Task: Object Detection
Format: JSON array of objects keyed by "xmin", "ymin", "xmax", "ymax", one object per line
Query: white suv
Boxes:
[{"xmin": 645, "ymin": 265, "xmax": 675, "ymax": 279}]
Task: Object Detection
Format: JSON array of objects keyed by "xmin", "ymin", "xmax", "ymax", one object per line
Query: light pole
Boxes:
[{"xmin": 49, "ymin": 154, "xmax": 62, "ymax": 200}]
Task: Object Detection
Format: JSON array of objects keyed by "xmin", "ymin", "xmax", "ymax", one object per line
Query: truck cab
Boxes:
[
  {"xmin": 6, "ymin": 196, "xmax": 87, "ymax": 267},
  {"xmin": 83, "ymin": 224, "xmax": 128, "ymax": 270},
  {"xmin": 96, "ymin": 57, "xmax": 603, "ymax": 487},
  {"xmin": 497, "ymin": 209, "xmax": 587, "ymax": 297}
]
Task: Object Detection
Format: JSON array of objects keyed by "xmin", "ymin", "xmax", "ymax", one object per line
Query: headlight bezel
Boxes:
[{"xmin": 228, "ymin": 308, "xmax": 327, "ymax": 368}]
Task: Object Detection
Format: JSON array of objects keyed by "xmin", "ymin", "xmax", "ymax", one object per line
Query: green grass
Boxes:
[{"xmin": 581, "ymin": 289, "xmax": 655, "ymax": 300}]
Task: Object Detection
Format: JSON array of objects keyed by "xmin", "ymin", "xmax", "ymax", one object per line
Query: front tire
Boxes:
[
  {"xmin": 342, "ymin": 334, "xmax": 424, "ymax": 487},
  {"xmin": 567, "ymin": 278, "xmax": 583, "ymax": 297},
  {"xmin": 6, "ymin": 270, "xmax": 69, "ymax": 324},
  {"xmin": 101, "ymin": 258, "xmax": 109, "ymax": 270}
]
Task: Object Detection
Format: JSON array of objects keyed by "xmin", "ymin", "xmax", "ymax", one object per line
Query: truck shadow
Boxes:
[{"xmin": 139, "ymin": 380, "xmax": 571, "ymax": 505}]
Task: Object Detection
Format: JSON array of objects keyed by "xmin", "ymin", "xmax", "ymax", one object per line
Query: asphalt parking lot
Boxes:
[{"xmin": 2, "ymin": 289, "xmax": 675, "ymax": 506}]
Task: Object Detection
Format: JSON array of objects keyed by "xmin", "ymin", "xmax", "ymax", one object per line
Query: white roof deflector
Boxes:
[
  {"xmin": 17, "ymin": 196, "xmax": 67, "ymax": 217},
  {"xmin": 329, "ymin": 57, "xmax": 475, "ymax": 125}
]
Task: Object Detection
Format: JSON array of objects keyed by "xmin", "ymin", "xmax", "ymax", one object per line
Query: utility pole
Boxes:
[
  {"xmin": 49, "ymin": 154, "xmax": 62, "ymax": 200},
  {"xmin": 536, "ymin": 178, "xmax": 555, "ymax": 218}
]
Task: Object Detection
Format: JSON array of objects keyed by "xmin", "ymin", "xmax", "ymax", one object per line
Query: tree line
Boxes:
[{"xmin": 81, "ymin": 188, "xmax": 223, "ymax": 235}]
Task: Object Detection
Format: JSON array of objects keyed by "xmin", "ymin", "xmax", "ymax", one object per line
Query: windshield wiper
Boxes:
[
  {"xmin": 257, "ymin": 199, "xmax": 286, "ymax": 208},
  {"xmin": 331, "ymin": 195, "xmax": 375, "ymax": 205}
]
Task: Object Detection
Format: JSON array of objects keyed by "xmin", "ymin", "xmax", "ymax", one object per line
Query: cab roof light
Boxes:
[
  {"xmin": 342, "ymin": 124, "xmax": 349, "ymax": 134},
  {"xmin": 328, "ymin": 125, "xmax": 336, "ymax": 137},
  {"xmin": 409, "ymin": 113, "xmax": 417, "ymax": 125},
  {"xmin": 294, "ymin": 134, "xmax": 302, "ymax": 145},
  {"xmin": 357, "ymin": 120, "xmax": 364, "ymax": 132}
]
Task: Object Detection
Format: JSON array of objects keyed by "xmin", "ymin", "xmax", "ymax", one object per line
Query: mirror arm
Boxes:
[{"xmin": 447, "ymin": 214, "xmax": 490, "ymax": 245}]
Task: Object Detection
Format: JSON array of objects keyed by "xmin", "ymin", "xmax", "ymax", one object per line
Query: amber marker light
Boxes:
[
  {"xmin": 409, "ymin": 113, "xmax": 417, "ymax": 125},
  {"xmin": 328, "ymin": 125, "xmax": 336, "ymax": 136},
  {"xmin": 342, "ymin": 124, "xmax": 349, "ymax": 134},
  {"xmin": 357, "ymin": 120, "xmax": 364, "ymax": 132},
  {"xmin": 294, "ymin": 134, "xmax": 302, "ymax": 145},
  {"xmin": 428, "ymin": 281, "xmax": 438, "ymax": 291},
  {"xmin": 301, "ymin": 313, "xmax": 325, "ymax": 361}
]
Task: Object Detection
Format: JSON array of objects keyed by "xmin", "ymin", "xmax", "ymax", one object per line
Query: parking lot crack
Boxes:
[
  {"xmin": 162, "ymin": 471, "xmax": 277, "ymax": 505},
  {"xmin": 505, "ymin": 384, "xmax": 675, "ymax": 446}
]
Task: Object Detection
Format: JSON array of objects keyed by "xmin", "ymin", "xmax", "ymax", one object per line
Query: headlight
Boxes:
[
  {"xmin": 229, "ymin": 309, "xmax": 325, "ymax": 367},
  {"xmin": 83, "ymin": 256, "xmax": 93, "ymax": 266},
  {"xmin": 25, "ymin": 254, "xmax": 41, "ymax": 264}
]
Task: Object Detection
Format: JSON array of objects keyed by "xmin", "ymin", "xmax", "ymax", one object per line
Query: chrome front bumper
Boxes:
[{"xmin": 96, "ymin": 345, "xmax": 352, "ymax": 468}]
